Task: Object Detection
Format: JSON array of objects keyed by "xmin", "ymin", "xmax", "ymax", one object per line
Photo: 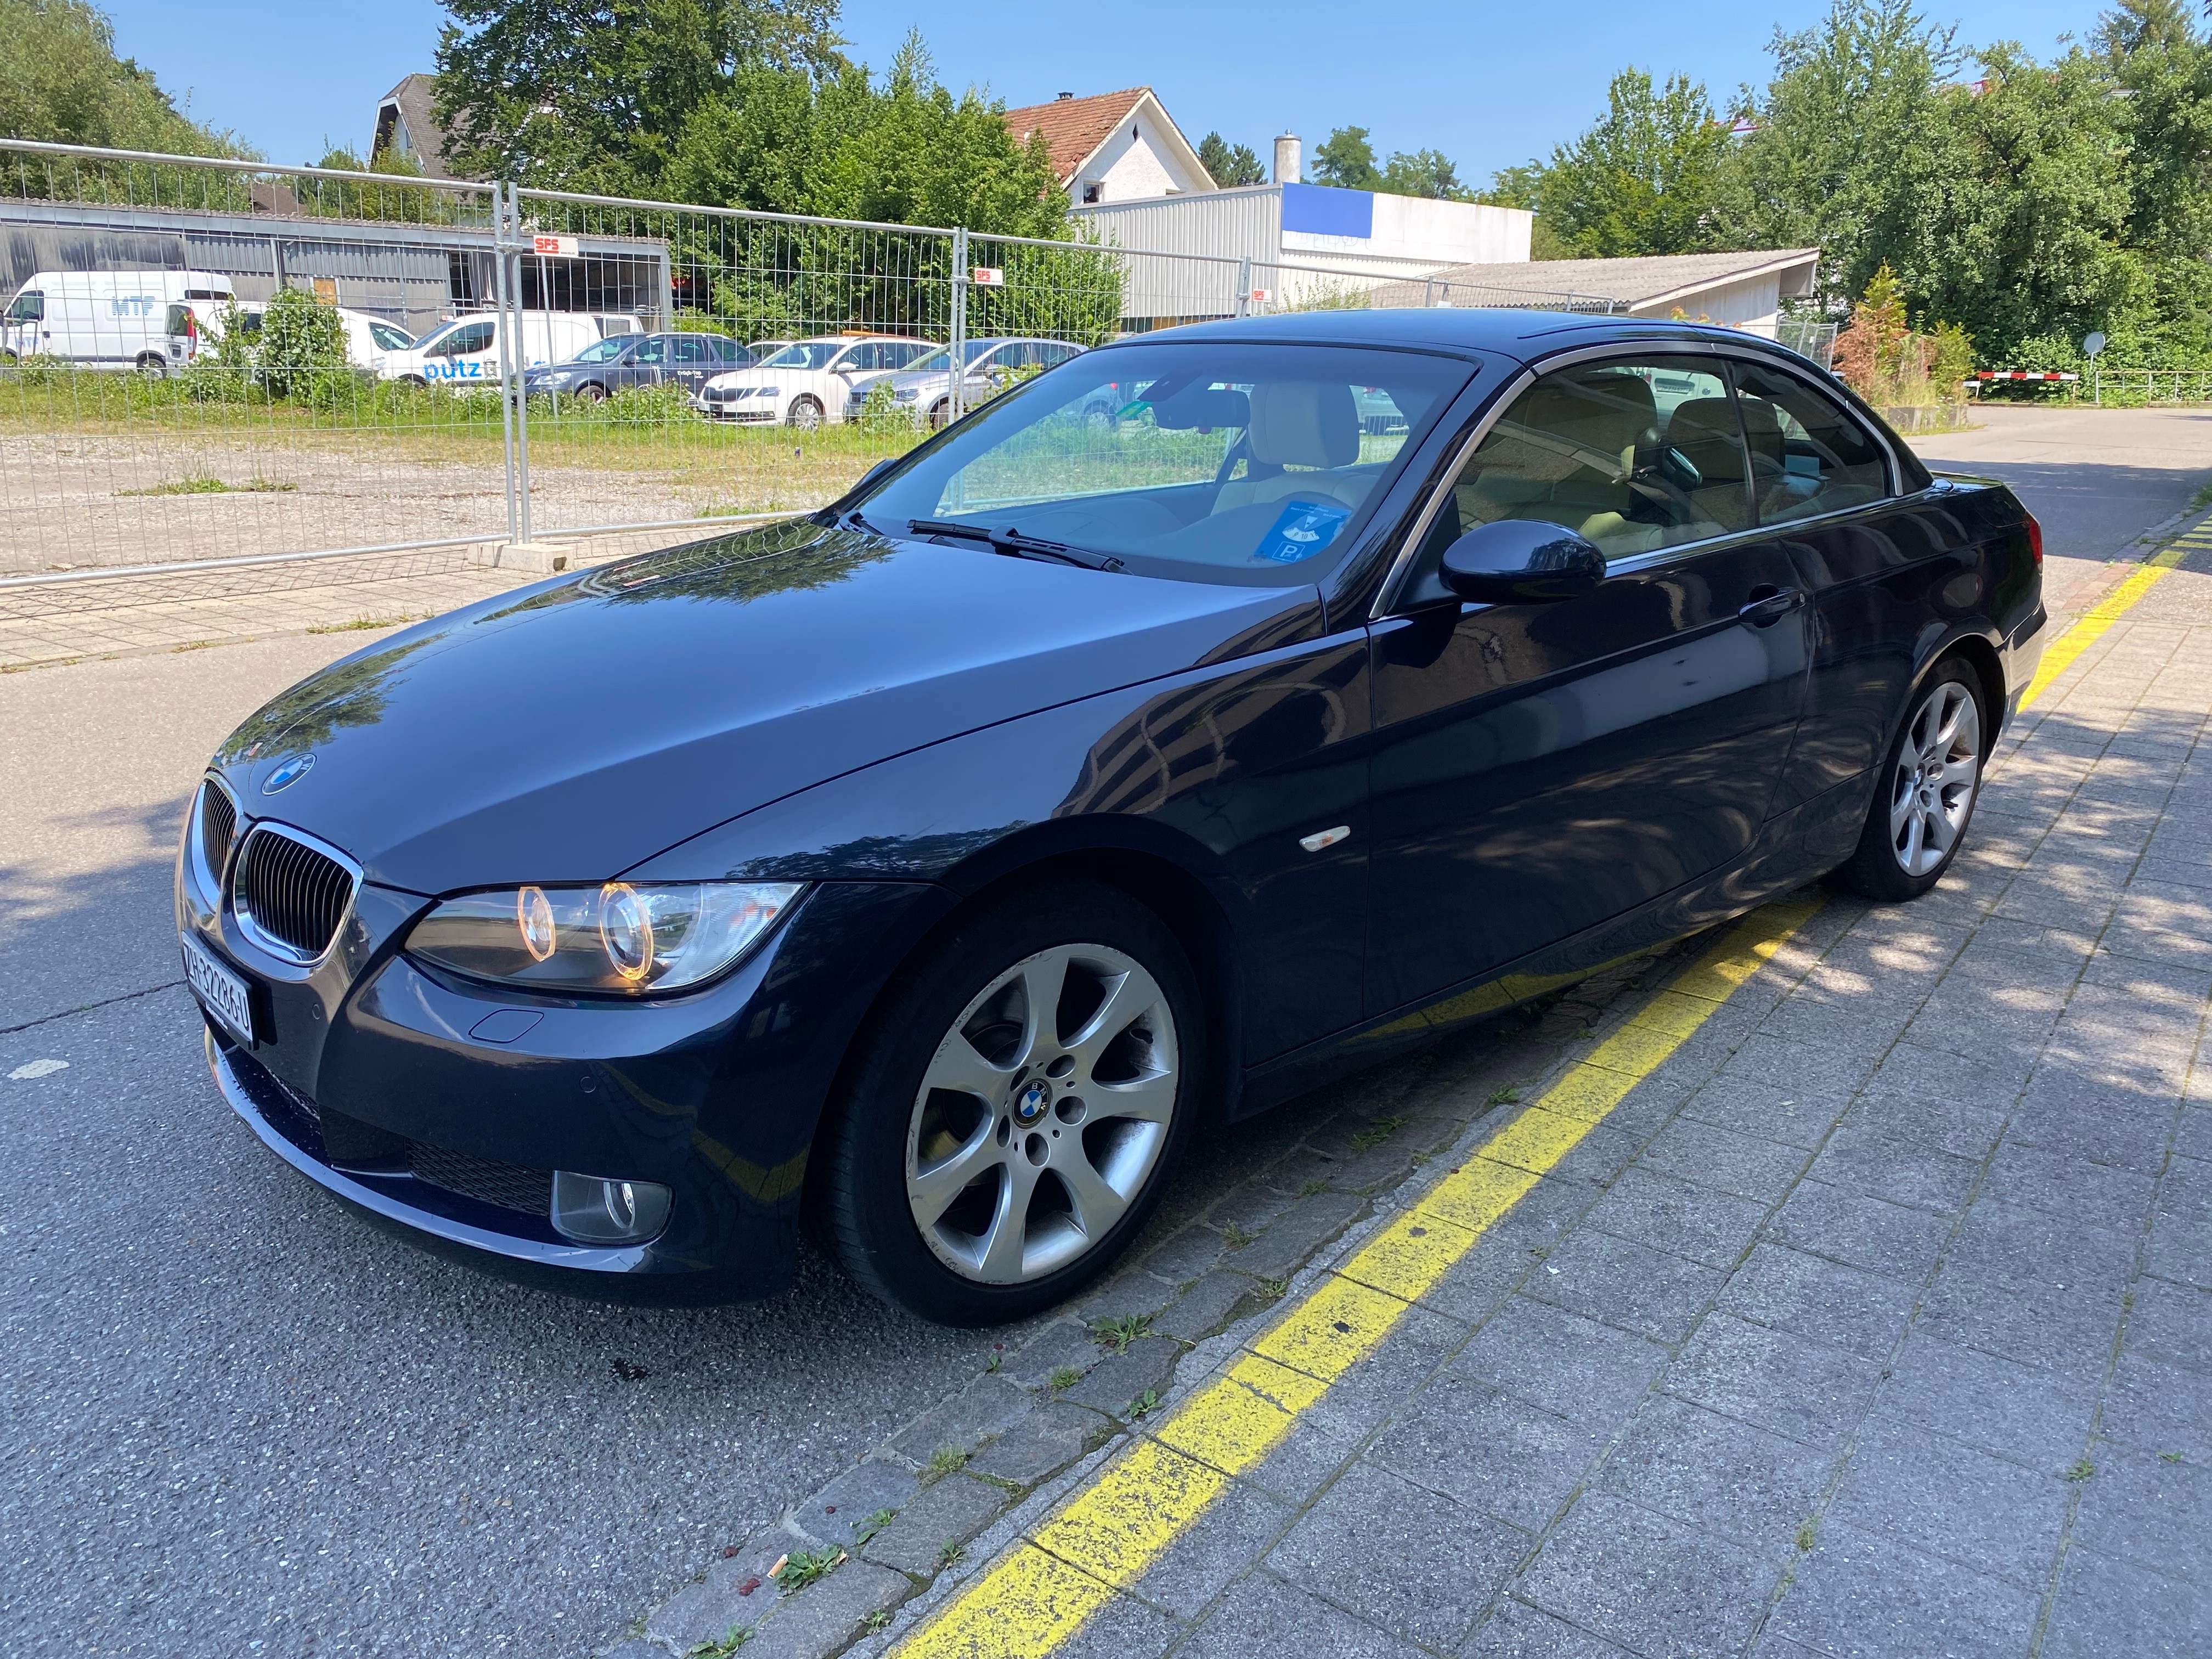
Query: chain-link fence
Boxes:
[{"xmin": 0, "ymin": 138, "xmax": 1648, "ymax": 596}]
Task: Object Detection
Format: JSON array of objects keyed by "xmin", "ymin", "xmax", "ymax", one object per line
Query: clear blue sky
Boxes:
[{"xmin": 105, "ymin": 0, "xmax": 2102, "ymax": 180}]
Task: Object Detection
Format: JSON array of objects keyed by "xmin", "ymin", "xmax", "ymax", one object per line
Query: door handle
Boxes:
[{"xmin": 1739, "ymin": 586, "xmax": 1805, "ymax": 627}]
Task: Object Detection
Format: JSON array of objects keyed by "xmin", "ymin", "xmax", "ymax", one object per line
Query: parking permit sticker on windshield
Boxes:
[{"xmin": 1254, "ymin": 498, "xmax": 1351, "ymax": 564}]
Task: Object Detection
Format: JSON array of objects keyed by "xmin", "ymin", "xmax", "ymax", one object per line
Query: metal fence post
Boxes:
[
  {"xmin": 949, "ymin": 227, "xmax": 969, "ymax": 424},
  {"xmin": 1235, "ymin": 256, "xmax": 1251, "ymax": 319},
  {"xmin": 492, "ymin": 182, "xmax": 520, "ymax": 548},
  {"xmin": 509, "ymin": 185, "xmax": 533, "ymax": 545}
]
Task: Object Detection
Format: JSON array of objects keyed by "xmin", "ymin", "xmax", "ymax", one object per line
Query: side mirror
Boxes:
[{"xmin": 1438, "ymin": 519, "xmax": 1606, "ymax": 605}]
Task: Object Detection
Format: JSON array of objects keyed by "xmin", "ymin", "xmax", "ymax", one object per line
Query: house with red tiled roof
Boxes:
[{"xmin": 1001, "ymin": 88, "xmax": 1215, "ymax": 205}]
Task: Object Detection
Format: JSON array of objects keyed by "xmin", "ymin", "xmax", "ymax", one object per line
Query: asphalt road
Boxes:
[{"xmin": 4, "ymin": 405, "xmax": 2207, "ymax": 1659}]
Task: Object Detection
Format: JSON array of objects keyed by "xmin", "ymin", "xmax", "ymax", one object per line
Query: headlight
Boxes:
[
  {"xmin": 893, "ymin": 386, "xmax": 919, "ymax": 402},
  {"xmin": 754, "ymin": 386, "xmax": 778, "ymax": 398},
  {"xmin": 407, "ymin": 881, "xmax": 803, "ymax": 994}
]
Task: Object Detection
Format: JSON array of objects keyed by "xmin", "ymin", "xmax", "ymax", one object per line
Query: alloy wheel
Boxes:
[
  {"xmin": 788, "ymin": 397, "xmax": 823, "ymax": 430},
  {"xmin": 905, "ymin": 943, "xmax": 1178, "ymax": 1284},
  {"xmin": 1888, "ymin": 678, "xmax": 1982, "ymax": 876}
]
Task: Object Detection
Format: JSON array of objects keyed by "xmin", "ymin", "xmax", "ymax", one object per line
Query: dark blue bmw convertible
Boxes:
[{"xmin": 177, "ymin": 309, "xmax": 2045, "ymax": 1324}]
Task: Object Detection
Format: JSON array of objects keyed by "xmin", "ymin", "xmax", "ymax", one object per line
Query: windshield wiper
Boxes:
[{"xmin": 905, "ymin": 518, "xmax": 1125, "ymax": 572}]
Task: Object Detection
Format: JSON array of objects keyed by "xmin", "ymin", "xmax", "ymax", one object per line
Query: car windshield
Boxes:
[
  {"xmin": 368, "ymin": 319, "xmax": 413, "ymax": 352},
  {"xmin": 410, "ymin": 318, "xmax": 470, "ymax": 350},
  {"xmin": 567, "ymin": 336, "xmax": 631, "ymax": 363},
  {"xmin": 760, "ymin": 341, "xmax": 848, "ymax": 370},
  {"xmin": 853, "ymin": 341, "xmax": 1476, "ymax": 586},
  {"xmin": 901, "ymin": 340, "xmax": 997, "ymax": 373}
]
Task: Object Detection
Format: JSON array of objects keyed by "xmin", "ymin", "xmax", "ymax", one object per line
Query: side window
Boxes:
[
  {"xmin": 885, "ymin": 340, "xmax": 930, "ymax": 368},
  {"xmin": 1728, "ymin": 360, "xmax": 1891, "ymax": 523},
  {"xmin": 1423, "ymin": 356, "xmax": 1753, "ymax": 567},
  {"xmin": 634, "ymin": 335, "xmax": 668, "ymax": 364},
  {"xmin": 1040, "ymin": 342, "xmax": 1079, "ymax": 367},
  {"xmin": 434, "ymin": 321, "xmax": 494, "ymax": 357},
  {"xmin": 670, "ymin": 336, "xmax": 710, "ymax": 363}
]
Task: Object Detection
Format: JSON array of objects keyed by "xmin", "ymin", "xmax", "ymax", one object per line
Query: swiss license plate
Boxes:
[{"xmin": 182, "ymin": 933, "xmax": 256, "ymax": 1045}]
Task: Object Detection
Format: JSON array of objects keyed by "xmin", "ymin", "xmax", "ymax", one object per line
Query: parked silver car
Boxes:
[{"xmin": 848, "ymin": 336, "xmax": 1090, "ymax": 426}]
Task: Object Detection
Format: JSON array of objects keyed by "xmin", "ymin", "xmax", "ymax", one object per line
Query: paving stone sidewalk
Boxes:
[{"xmin": 589, "ymin": 546, "xmax": 2212, "ymax": 1659}]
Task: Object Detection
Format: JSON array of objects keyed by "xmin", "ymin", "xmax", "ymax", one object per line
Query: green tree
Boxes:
[
  {"xmin": 1382, "ymin": 148, "xmax": 1472, "ymax": 200},
  {"xmin": 253, "ymin": 285, "xmax": 351, "ymax": 397},
  {"xmin": 433, "ymin": 0, "xmax": 845, "ymax": 190},
  {"xmin": 1196, "ymin": 131, "xmax": 1265, "ymax": 187},
  {"xmin": 1713, "ymin": 0, "xmax": 1961, "ymax": 302},
  {"xmin": 0, "ymin": 0, "xmax": 241, "ymax": 154},
  {"xmin": 1311, "ymin": 126, "xmax": 1381, "ymax": 189},
  {"xmin": 1538, "ymin": 68, "xmax": 1729, "ymax": 255}
]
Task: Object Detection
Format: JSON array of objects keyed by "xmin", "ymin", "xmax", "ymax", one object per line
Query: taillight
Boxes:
[{"xmin": 2024, "ymin": 514, "xmax": 2044, "ymax": 566}]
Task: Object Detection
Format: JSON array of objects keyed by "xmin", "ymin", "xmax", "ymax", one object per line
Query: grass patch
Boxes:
[
  {"xmin": 1297, "ymin": 1178, "xmax": 1330, "ymax": 1198},
  {"xmin": 1046, "ymin": 1364, "xmax": 1085, "ymax": 1393},
  {"xmin": 119, "ymin": 472, "xmax": 295, "ymax": 495},
  {"xmin": 307, "ymin": 614, "xmax": 416, "ymax": 634},
  {"xmin": 1222, "ymin": 1222, "xmax": 1258, "ymax": 1250},
  {"xmin": 772, "ymin": 1546, "xmax": 845, "ymax": 1593},
  {"xmin": 920, "ymin": 1444, "xmax": 970, "ymax": 1486},
  {"xmin": 2065, "ymin": 1459, "xmax": 2096, "ymax": 1482},
  {"xmin": 1089, "ymin": 1312, "xmax": 1153, "ymax": 1353},
  {"xmin": 1350, "ymin": 1114, "xmax": 1407, "ymax": 1151},
  {"xmin": 1795, "ymin": 1519, "xmax": 1819, "ymax": 1552},
  {"xmin": 685, "ymin": 1627, "xmax": 751, "ymax": 1657},
  {"xmin": 2190, "ymin": 478, "xmax": 2212, "ymax": 512}
]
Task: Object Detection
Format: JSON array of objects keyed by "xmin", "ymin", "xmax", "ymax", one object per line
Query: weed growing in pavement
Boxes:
[
  {"xmin": 854, "ymin": 1507, "xmax": 896, "ymax": 1545},
  {"xmin": 685, "ymin": 1626, "xmax": 752, "ymax": 1656},
  {"xmin": 1297, "ymin": 1178, "xmax": 1329, "ymax": 1198},
  {"xmin": 1127, "ymin": 1390, "xmax": 1160, "ymax": 1419},
  {"xmin": 2162, "ymin": 1451, "xmax": 2185, "ymax": 1462},
  {"xmin": 1575, "ymin": 1023, "xmax": 1597, "ymax": 1040},
  {"xmin": 1046, "ymin": 1364, "xmax": 1085, "ymax": 1393},
  {"xmin": 1256, "ymin": 1276, "xmax": 1289, "ymax": 1300},
  {"xmin": 307, "ymin": 615, "xmax": 417, "ymax": 634},
  {"xmin": 2066, "ymin": 1460, "xmax": 2096, "ymax": 1482},
  {"xmin": 937, "ymin": 1539, "xmax": 968, "ymax": 1568},
  {"xmin": 774, "ymin": 1547, "xmax": 845, "ymax": 1593},
  {"xmin": 984, "ymin": 1347, "xmax": 1003, "ymax": 1373},
  {"xmin": 1795, "ymin": 1519, "xmax": 1818, "ymax": 1551},
  {"xmin": 920, "ymin": 1445, "xmax": 969, "ymax": 1485},
  {"xmin": 119, "ymin": 472, "xmax": 297, "ymax": 495},
  {"xmin": 171, "ymin": 640, "xmax": 214, "ymax": 652},
  {"xmin": 862, "ymin": 1609, "xmax": 895, "ymax": 1634},
  {"xmin": 1488, "ymin": 1087, "xmax": 1522, "ymax": 1105},
  {"xmin": 1350, "ymin": 1114, "xmax": 1407, "ymax": 1150},
  {"xmin": 1090, "ymin": 1312, "xmax": 1153, "ymax": 1353},
  {"xmin": 1222, "ymin": 1222, "xmax": 1258, "ymax": 1249}
]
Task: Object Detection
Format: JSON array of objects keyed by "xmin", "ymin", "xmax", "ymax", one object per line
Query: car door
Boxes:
[
  {"xmin": 627, "ymin": 334, "xmax": 670, "ymax": 390},
  {"xmin": 1722, "ymin": 358, "xmax": 1960, "ymax": 814},
  {"xmin": 668, "ymin": 334, "xmax": 717, "ymax": 389},
  {"xmin": 1364, "ymin": 352, "xmax": 1813, "ymax": 1012}
]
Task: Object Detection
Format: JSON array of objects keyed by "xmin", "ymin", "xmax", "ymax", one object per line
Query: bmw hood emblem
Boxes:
[{"xmin": 262, "ymin": 752, "xmax": 315, "ymax": 794}]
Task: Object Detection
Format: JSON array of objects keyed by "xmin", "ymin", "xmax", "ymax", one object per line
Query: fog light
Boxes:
[{"xmin": 551, "ymin": 1170, "xmax": 672, "ymax": 1244}]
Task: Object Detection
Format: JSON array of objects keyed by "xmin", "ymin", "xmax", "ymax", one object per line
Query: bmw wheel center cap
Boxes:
[{"xmin": 1014, "ymin": 1079, "xmax": 1051, "ymax": 1124}]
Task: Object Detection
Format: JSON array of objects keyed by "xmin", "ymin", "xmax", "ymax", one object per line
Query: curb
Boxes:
[{"xmin": 590, "ymin": 941, "xmax": 1714, "ymax": 1659}]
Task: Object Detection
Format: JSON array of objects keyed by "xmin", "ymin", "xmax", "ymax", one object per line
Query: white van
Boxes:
[
  {"xmin": 335, "ymin": 307, "xmax": 415, "ymax": 370},
  {"xmin": 2, "ymin": 269, "xmax": 236, "ymax": 373},
  {"xmin": 379, "ymin": 310, "xmax": 602, "ymax": 385}
]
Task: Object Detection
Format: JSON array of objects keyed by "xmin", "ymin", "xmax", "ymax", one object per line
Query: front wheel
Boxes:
[
  {"xmin": 786, "ymin": 395, "xmax": 823, "ymax": 430},
  {"xmin": 821, "ymin": 883, "xmax": 1201, "ymax": 1325},
  {"xmin": 1830, "ymin": 656, "xmax": 1987, "ymax": 901}
]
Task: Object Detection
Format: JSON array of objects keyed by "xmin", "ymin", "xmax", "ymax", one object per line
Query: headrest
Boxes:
[
  {"xmin": 1151, "ymin": 385, "xmax": 1250, "ymax": 430},
  {"xmin": 1663, "ymin": 397, "xmax": 1740, "ymax": 448},
  {"xmin": 1247, "ymin": 381, "xmax": 1359, "ymax": 469},
  {"xmin": 1516, "ymin": 371, "xmax": 1655, "ymax": 469},
  {"xmin": 1735, "ymin": 396, "xmax": 1785, "ymax": 463}
]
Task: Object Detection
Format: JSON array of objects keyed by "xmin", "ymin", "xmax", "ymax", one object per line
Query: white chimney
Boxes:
[{"xmin": 1273, "ymin": 132, "xmax": 1301, "ymax": 185}]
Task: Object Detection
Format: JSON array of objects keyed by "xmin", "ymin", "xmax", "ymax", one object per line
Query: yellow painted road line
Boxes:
[
  {"xmin": 894, "ymin": 896, "xmax": 1823, "ymax": 1659},
  {"xmin": 2019, "ymin": 534, "xmax": 2196, "ymax": 711}
]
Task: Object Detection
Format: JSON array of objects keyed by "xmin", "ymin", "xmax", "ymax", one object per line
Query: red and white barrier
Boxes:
[{"xmin": 1965, "ymin": 371, "xmax": 2080, "ymax": 383}]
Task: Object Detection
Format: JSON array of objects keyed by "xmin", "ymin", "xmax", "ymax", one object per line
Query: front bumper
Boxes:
[{"xmin": 184, "ymin": 840, "xmax": 955, "ymax": 1301}]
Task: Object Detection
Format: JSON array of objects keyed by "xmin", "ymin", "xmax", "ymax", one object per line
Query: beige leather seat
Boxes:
[{"xmin": 1214, "ymin": 382, "xmax": 1370, "ymax": 515}]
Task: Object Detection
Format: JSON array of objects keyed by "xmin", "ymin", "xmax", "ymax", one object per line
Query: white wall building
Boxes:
[
  {"xmin": 1370, "ymin": 249, "xmax": 1822, "ymax": 339},
  {"xmin": 1001, "ymin": 88, "xmax": 1214, "ymax": 205}
]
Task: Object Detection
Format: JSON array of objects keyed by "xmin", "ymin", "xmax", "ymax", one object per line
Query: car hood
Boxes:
[
  {"xmin": 216, "ymin": 520, "xmax": 1322, "ymax": 893},
  {"xmin": 704, "ymin": 366, "xmax": 804, "ymax": 387}
]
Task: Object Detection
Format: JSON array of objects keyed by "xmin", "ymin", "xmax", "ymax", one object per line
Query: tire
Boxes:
[
  {"xmin": 787, "ymin": 395, "xmax": 823, "ymax": 430},
  {"xmin": 400, "ymin": 374, "xmax": 427, "ymax": 387},
  {"xmin": 1829, "ymin": 655, "xmax": 1988, "ymax": 901},
  {"xmin": 134, "ymin": 354, "xmax": 168, "ymax": 379},
  {"xmin": 575, "ymin": 382, "xmax": 607, "ymax": 403},
  {"xmin": 821, "ymin": 881, "xmax": 1203, "ymax": 1325},
  {"xmin": 928, "ymin": 399, "xmax": 951, "ymax": 430}
]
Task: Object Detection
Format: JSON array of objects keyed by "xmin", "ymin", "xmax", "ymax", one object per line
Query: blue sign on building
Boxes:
[{"xmin": 1279, "ymin": 183, "xmax": 1375, "ymax": 240}]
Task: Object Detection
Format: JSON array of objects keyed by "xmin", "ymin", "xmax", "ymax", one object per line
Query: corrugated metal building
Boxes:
[
  {"xmin": 1074, "ymin": 181, "xmax": 1533, "ymax": 330},
  {"xmin": 0, "ymin": 200, "xmax": 670, "ymax": 337}
]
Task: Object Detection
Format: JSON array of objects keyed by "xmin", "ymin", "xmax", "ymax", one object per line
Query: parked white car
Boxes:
[
  {"xmin": 693, "ymin": 334, "xmax": 935, "ymax": 427},
  {"xmin": 856, "ymin": 336, "xmax": 1090, "ymax": 426},
  {"xmin": 378, "ymin": 310, "xmax": 603, "ymax": 386},
  {"xmin": 2, "ymin": 269, "xmax": 237, "ymax": 373},
  {"xmin": 336, "ymin": 307, "xmax": 415, "ymax": 370}
]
